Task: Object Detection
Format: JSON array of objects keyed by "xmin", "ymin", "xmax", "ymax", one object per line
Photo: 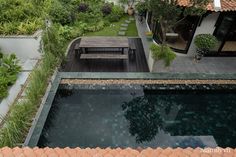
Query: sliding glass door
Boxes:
[{"xmin": 214, "ymin": 13, "xmax": 236, "ymax": 55}]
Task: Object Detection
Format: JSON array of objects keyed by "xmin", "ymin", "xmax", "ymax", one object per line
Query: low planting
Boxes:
[
  {"xmin": 150, "ymin": 44, "xmax": 176, "ymax": 66},
  {"xmin": 0, "ymin": 0, "xmax": 50, "ymax": 35},
  {"xmin": 49, "ymin": 0, "xmax": 131, "ymax": 38},
  {"xmin": 0, "ymin": 52, "xmax": 21, "ymax": 99},
  {"xmin": 0, "ymin": 25, "xmax": 65, "ymax": 147}
]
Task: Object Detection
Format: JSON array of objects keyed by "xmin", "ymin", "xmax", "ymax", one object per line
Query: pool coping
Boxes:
[
  {"xmin": 24, "ymin": 72, "xmax": 236, "ymax": 147},
  {"xmin": 58, "ymin": 72, "xmax": 236, "ymax": 80}
]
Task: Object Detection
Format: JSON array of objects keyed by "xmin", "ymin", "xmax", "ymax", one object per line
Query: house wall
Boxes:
[
  {"xmin": 187, "ymin": 12, "xmax": 220, "ymax": 56},
  {"xmin": 0, "ymin": 30, "xmax": 42, "ymax": 62}
]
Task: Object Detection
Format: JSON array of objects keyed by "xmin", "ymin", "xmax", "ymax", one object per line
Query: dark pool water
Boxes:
[{"xmin": 38, "ymin": 85, "xmax": 236, "ymax": 148}]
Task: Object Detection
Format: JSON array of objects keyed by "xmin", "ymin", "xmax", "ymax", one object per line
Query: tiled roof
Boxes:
[
  {"xmin": 178, "ymin": 0, "xmax": 236, "ymax": 11},
  {"xmin": 220, "ymin": 0, "xmax": 236, "ymax": 11},
  {"xmin": 0, "ymin": 147, "xmax": 235, "ymax": 157}
]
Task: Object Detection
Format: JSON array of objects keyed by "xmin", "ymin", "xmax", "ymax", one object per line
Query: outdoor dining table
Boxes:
[{"xmin": 79, "ymin": 37, "xmax": 130, "ymax": 54}]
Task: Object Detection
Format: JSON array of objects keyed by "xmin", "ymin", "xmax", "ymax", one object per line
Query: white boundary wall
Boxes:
[{"xmin": 0, "ymin": 30, "xmax": 42, "ymax": 61}]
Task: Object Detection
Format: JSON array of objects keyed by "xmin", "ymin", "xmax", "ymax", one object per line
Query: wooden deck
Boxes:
[{"xmin": 60, "ymin": 38, "xmax": 149, "ymax": 72}]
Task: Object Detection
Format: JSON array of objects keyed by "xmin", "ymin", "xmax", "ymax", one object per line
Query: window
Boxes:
[
  {"xmin": 214, "ymin": 13, "xmax": 236, "ymax": 54},
  {"xmin": 148, "ymin": 14, "xmax": 199, "ymax": 53}
]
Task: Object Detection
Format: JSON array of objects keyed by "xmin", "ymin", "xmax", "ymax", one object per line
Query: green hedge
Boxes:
[{"xmin": 194, "ymin": 34, "xmax": 218, "ymax": 50}]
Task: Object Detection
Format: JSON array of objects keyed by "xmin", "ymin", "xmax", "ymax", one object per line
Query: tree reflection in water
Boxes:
[{"xmin": 122, "ymin": 90, "xmax": 165, "ymax": 143}]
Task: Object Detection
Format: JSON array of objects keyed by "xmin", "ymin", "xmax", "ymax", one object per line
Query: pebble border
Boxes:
[{"xmin": 61, "ymin": 79, "xmax": 236, "ymax": 85}]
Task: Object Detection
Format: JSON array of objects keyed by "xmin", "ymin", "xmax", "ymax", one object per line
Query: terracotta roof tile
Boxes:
[
  {"xmin": 178, "ymin": 0, "xmax": 236, "ymax": 11},
  {"xmin": 220, "ymin": 0, "xmax": 236, "ymax": 11},
  {"xmin": 0, "ymin": 147, "xmax": 236, "ymax": 157}
]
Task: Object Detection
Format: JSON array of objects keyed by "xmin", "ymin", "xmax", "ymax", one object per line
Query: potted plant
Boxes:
[
  {"xmin": 119, "ymin": 0, "xmax": 136, "ymax": 15},
  {"xmin": 145, "ymin": 31, "xmax": 153, "ymax": 42},
  {"xmin": 194, "ymin": 34, "xmax": 218, "ymax": 60}
]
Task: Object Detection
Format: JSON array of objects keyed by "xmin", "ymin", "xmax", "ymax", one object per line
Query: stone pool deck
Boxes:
[
  {"xmin": 0, "ymin": 147, "xmax": 234, "ymax": 157},
  {"xmin": 153, "ymin": 57, "xmax": 236, "ymax": 74},
  {"xmin": 136, "ymin": 15, "xmax": 236, "ymax": 74}
]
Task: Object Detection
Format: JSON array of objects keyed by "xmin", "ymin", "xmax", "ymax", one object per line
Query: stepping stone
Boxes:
[
  {"xmin": 125, "ymin": 20, "xmax": 131, "ymax": 24},
  {"xmin": 118, "ymin": 31, "xmax": 126, "ymax": 36},
  {"xmin": 120, "ymin": 27, "xmax": 128, "ymax": 31},
  {"xmin": 121, "ymin": 23, "xmax": 128, "ymax": 27},
  {"xmin": 129, "ymin": 17, "xmax": 135, "ymax": 21}
]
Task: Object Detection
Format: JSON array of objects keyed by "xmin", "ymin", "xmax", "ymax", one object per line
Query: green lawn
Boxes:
[{"xmin": 86, "ymin": 15, "xmax": 139, "ymax": 37}]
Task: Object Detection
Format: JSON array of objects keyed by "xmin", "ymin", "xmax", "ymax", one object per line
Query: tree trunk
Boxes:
[{"xmin": 159, "ymin": 18, "xmax": 167, "ymax": 53}]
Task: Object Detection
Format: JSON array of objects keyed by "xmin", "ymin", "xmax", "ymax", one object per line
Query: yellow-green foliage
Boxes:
[
  {"xmin": 0, "ymin": 0, "xmax": 51, "ymax": 35},
  {"xmin": 150, "ymin": 44, "xmax": 176, "ymax": 66}
]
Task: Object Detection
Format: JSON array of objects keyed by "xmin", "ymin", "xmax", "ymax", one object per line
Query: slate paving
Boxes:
[
  {"xmin": 153, "ymin": 57, "xmax": 236, "ymax": 73},
  {"xmin": 121, "ymin": 23, "xmax": 128, "ymax": 27},
  {"xmin": 129, "ymin": 17, "xmax": 135, "ymax": 21},
  {"xmin": 120, "ymin": 27, "xmax": 128, "ymax": 31},
  {"xmin": 118, "ymin": 31, "xmax": 126, "ymax": 36},
  {"xmin": 135, "ymin": 15, "xmax": 236, "ymax": 74},
  {"xmin": 125, "ymin": 20, "xmax": 131, "ymax": 24}
]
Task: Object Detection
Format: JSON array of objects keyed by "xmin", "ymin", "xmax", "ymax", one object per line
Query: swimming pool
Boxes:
[{"xmin": 35, "ymin": 84, "xmax": 236, "ymax": 148}]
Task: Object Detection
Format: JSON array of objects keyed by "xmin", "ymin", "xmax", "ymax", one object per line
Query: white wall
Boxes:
[
  {"xmin": 0, "ymin": 30, "xmax": 42, "ymax": 62},
  {"xmin": 106, "ymin": 0, "xmax": 120, "ymax": 5},
  {"xmin": 187, "ymin": 12, "xmax": 220, "ymax": 56}
]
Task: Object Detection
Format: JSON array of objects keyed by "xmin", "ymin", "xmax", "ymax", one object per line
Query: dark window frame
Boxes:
[
  {"xmin": 211, "ymin": 12, "xmax": 236, "ymax": 55},
  {"xmin": 147, "ymin": 11, "xmax": 200, "ymax": 54}
]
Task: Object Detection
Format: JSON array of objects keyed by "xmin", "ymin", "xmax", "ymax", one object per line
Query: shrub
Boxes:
[
  {"xmin": 78, "ymin": 12, "xmax": 102, "ymax": 23},
  {"xmin": 78, "ymin": 3, "xmax": 89, "ymax": 12},
  {"xmin": 106, "ymin": 14, "xmax": 120, "ymax": 22},
  {"xmin": 58, "ymin": 25, "xmax": 73, "ymax": 40},
  {"xmin": 84, "ymin": 21, "xmax": 105, "ymax": 32},
  {"xmin": 49, "ymin": 1, "xmax": 73, "ymax": 25},
  {"xmin": 111, "ymin": 5, "xmax": 124, "ymax": 18},
  {"xmin": 194, "ymin": 34, "xmax": 218, "ymax": 50},
  {"xmin": 0, "ymin": 53, "xmax": 21, "ymax": 99},
  {"xmin": 150, "ymin": 44, "xmax": 176, "ymax": 66},
  {"xmin": 101, "ymin": 3, "xmax": 112, "ymax": 15},
  {"xmin": 0, "ymin": 0, "xmax": 46, "ymax": 35}
]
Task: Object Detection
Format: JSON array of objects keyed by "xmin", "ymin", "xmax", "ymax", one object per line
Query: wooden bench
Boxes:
[
  {"xmin": 74, "ymin": 43, "xmax": 80, "ymax": 55},
  {"xmin": 80, "ymin": 54, "xmax": 128, "ymax": 60},
  {"xmin": 129, "ymin": 42, "xmax": 136, "ymax": 54}
]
